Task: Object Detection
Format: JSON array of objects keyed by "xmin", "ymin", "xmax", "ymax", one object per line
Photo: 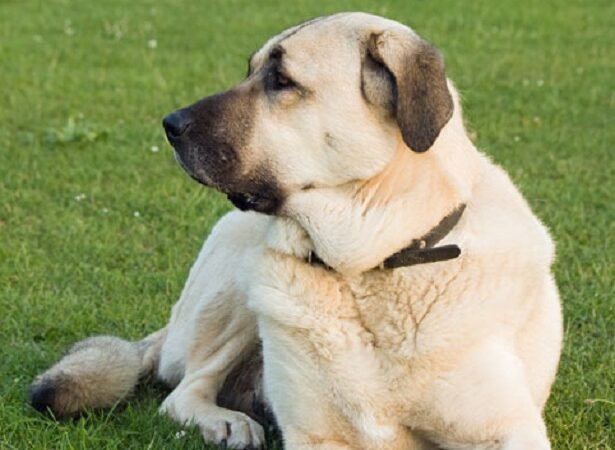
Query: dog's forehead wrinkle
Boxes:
[
  {"xmin": 253, "ymin": 13, "xmax": 355, "ymax": 67},
  {"xmin": 272, "ymin": 14, "xmax": 333, "ymax": 44}
]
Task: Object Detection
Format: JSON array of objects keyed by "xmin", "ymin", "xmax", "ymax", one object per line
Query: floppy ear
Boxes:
[{"xmin": 363, "ymin": 30, "xmax": 453, "ymax": 152}]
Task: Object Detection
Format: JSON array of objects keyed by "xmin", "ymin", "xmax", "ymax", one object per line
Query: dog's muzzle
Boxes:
[{"xmin": 162, "ymin": 97, "xmax": 285, "ymax": 215}]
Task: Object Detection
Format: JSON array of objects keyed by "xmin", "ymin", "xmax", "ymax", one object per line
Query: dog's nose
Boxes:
[{"xmin": 163, "ymin": 111, "xmax": 192, "ymax": 140}]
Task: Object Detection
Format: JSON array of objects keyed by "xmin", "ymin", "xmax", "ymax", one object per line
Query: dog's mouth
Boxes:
[
  {"xmin": 173, "ymin": 150, "xmax": 283, "ymax": 215},
  {"xmin": 225, "ymin": 191, "xmax": 280, "ymax": 213}
]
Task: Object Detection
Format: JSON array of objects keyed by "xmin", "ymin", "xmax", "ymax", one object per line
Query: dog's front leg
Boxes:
[
  {"xmin": 160, "ymin": 339, "xmax": 265, "ymax": 449},
  {"xmin": 159, "ymin": 285, "xmax": 265, "ymax": 450},
  {"xmin": 158, "ymin": 211, "xmax": 270, "ymax": 449},
  {"xmin": 160, "ymin": 298, "xmax": 263, "ymax": 448}
]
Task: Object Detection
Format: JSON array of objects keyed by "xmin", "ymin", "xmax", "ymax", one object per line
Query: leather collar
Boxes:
[{"xmin": 306, "ymin": 203, "xmax": 466, "ymax": 271}]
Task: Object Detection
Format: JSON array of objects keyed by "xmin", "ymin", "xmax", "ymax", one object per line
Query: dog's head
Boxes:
[{"xmin": 164, "ymin": 13, "xmax": 453, "ymax": 215}]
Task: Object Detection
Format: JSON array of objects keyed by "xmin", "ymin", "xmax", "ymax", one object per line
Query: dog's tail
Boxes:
[{"xmin": 28, "ymin": 327, "xmax": 167, "ymax": 418}]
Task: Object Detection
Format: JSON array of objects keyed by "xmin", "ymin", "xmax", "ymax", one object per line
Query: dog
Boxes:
[{"xmin": 30, "ymin": 12, "xmax": 563, "ymax": 450}]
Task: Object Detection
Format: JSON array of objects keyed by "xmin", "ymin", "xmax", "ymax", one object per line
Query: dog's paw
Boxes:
[
  {"xmin": 160, "ymin": 393, "xmax": 264, "ymax": 449},
  {"xmin": 198, "ymin": 410, "xmax": 265, "ymax": 449}
]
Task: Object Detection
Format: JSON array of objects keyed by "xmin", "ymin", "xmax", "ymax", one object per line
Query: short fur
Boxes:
[{"xmin": 31, "ymin": 13, "xmax": 562, "ymax": 450}]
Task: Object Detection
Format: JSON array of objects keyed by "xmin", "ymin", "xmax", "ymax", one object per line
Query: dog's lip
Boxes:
[
  {"xmin": 173, "ymin": 151, "xmax": 217, "ymax": 188},
  {"xmin": 172, "ymin": 149, "xmax": 280, "ymax": 213}
]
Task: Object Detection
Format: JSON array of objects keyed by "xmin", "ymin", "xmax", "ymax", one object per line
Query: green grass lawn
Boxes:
[{"xmin": 0, "ymin": 0, "xmax": 613, "ymax": 448}]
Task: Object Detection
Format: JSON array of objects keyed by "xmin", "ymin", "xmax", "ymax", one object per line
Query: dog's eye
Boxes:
[{"xmin": 267, "ymin": 68, "xmax": 295, "ymax": 91}]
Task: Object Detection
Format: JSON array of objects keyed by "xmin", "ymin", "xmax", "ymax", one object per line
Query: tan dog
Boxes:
[{"xmin": 30, "ymin": 13, "xmax": 562, "ymax": 450}]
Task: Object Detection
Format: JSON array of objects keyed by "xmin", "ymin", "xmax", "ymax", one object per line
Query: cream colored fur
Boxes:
[{"xmin": 32, "ymin": 13, "xmax": 562, "ymax": 450}]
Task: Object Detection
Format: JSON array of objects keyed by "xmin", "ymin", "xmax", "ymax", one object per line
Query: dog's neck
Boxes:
[
  {"xmin": 283, "ymin": 130, "xmax": 481, "ymax": 275},
  {"xmin": 307, "ymin": 202, "xmax": 466, "ymax": 271}
]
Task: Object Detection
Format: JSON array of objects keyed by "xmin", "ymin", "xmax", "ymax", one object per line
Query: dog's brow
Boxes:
[
  {"xmin": 269, "ymin": 45, "xmax": 285, "ymax": 61},
  {"xmin": 246, "ymin": 46, "xmax": 284, "ymax": 76}
]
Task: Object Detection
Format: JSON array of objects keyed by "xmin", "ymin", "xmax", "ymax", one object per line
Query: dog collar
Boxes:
[{"xmin": 306, "ymin": 203, "xmax": 466, "ymax": 271}]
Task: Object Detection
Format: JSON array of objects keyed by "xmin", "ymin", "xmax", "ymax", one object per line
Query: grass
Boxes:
[{"xmin": 0, "ymin": 0, "xmax": 612, "ymax": 448}]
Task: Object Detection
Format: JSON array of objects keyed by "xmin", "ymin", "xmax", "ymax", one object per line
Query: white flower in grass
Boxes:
[
  {"xmin": 175, "ymin": 430, "xmax": 186, "ymax": 439},
  {"xmin": 64, "ymin": 20, "xmax": 75, "ymax": 36},
  {"xmin": 514, "ymin": 136, "xmax": 521, "ymax": 143},
  {"xmin": 74, "ymin": 193, "xmax": 86, "ymax": 201},
  {"xmin": 537, "ymin": 79, "xmax": 544, "ymax": 87},
  {"xmin": 147, "ymin": 39, "xmax": 158, "ymax": 49},
  {"xmin": 101, "ymin": 208, "xmax": 109, "ymax": 214},
  {"xmin": 150, "ymin": 145, "xmax": 159, "ymax": 152},
  {"xmin": 133, "ymin": 211, "xmax": 141, "ymax": 218}
]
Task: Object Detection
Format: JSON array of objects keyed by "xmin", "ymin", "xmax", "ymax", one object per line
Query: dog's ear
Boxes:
[{"xmin": 362, "ymin": 30, "xmax": 453, "ymax": 152}]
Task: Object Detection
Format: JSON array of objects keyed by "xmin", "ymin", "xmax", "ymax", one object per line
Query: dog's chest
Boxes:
[
  {"xmin": 251, "ymin": 253, "xmax": 472, "ymax": 441},
  {"xmin": 253, "ymin": 250, "xmax": 467, "ymax": 354},
  {"xmin": 346, "ymin": 264, "xmax": 465, "ymax": 357}
]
